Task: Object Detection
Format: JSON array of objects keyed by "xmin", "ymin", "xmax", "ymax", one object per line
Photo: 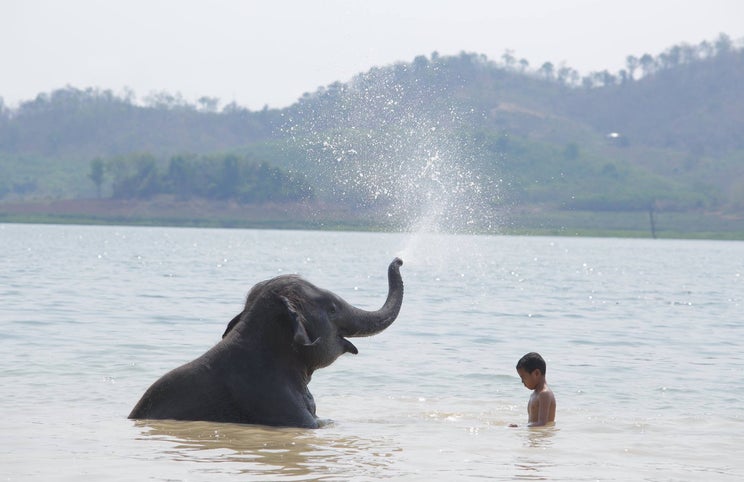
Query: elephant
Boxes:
[{"xmin": 128, "ymin": 258, "xmax": 404, "ymax": 428}]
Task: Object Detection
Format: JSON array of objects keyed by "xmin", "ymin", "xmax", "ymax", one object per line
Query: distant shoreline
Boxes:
[
  {"xmin": 2, "ymin": 198, "xmax": 743, "ymax": 240},
  {"xmin": 0, "ymin": 199, "xmax": 383, "ymax": 232}
]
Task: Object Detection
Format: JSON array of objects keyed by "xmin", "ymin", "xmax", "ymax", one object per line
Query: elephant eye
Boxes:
[{"xmin": 328, "ymin": 303, "xmax": 338, "ymax": 314}]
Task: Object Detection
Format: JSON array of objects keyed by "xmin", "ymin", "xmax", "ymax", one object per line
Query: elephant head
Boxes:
[{"xmin": 222, "ymin": 257, "xmax": 404, "ymax": 371}]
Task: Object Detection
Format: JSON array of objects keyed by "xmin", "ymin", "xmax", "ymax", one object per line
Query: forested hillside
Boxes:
[{"xmin": 1, "ymin": 34, "xmax": 743, "ymax": 234}]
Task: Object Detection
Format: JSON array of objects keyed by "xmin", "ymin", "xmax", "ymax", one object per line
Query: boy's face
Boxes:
[{"xmin": 516, "ymin": 367, "xmax": 540, "ymax": 390}]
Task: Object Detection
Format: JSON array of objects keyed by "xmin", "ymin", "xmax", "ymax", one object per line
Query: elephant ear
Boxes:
[
  {"xmin": 281, "ymin": 296, "xmax": 318, "ymax": 347},
  {"xmin": 222, "ymin": 279, "xmax": 272, "ymax": 338},
  {"xmin": 222, "ymin": 311, "xmax": 244, "ymax": 338}
]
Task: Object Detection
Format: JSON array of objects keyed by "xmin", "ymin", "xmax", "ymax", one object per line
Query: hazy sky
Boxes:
[{"xmin": 3, "ymin": 0, "xmax": 743, "ymax": 110}]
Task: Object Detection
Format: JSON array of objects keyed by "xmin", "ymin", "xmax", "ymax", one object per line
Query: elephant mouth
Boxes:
[{"xmin": 340, "ymin": 336, "xmax": 359, "ymax": 355}]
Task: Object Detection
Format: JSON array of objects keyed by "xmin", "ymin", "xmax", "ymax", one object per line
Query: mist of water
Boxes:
[{"xmin": 283, "ymin": 64, "xmax": 504, "ymax": 245}]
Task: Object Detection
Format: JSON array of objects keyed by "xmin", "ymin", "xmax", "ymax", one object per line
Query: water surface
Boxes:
[{"xmin": 1, "ymin": 224, "xmax": 742, "ymax": 480}]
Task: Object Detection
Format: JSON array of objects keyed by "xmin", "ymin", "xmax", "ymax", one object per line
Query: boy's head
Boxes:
[
  {"xmin": 516, "ymin": 352, "xmax": 546, "ymax": 375},
  {"xmin": 516, "ymin": 352, "xmax": 547, "ymax": 389}
]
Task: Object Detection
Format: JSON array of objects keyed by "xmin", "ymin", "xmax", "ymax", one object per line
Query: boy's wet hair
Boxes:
[{"xmin": 516, "ymin": 352, "xmax": 546, "ymax": 375}]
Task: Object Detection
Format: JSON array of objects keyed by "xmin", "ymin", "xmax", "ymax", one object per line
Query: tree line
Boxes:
[
  {"xmin": 0, "ymin": 87, "xmax": 281, "ymax": 160},
  {"xmin": 495, "ymin": 32, "xmax": 740, "ymax": 88},
  {"xmin": 91, "ymin": 153, "xmax": 313, "ymax": 203}
]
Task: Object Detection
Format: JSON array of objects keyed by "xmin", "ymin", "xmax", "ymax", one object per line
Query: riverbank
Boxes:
[
  {"xmin": 1, "ymin": 198, "xmax": 743, "ymax": 240},
  {"xmin": 0, "ymin": 199, "xmax": 374, "ymax": 231}
]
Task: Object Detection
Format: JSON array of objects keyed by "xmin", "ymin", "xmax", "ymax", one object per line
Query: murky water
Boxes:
[{"xmin": 1, "ymin": 223, "xmax": 742, "ymax": 480}]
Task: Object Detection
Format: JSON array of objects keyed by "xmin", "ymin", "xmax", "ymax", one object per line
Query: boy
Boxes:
[{"xmin": 510, "ymin": 352, "xmax": 556, "ymax": 427}]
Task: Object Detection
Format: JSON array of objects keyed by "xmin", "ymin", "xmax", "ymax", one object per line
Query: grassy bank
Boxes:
[
  {"xmin": 506, "ymin": 208, "xmax": 744, "ymax": 240},
  {"xmin": 0, "ymin": 199, "xmax": 382, "ymax": 232},
  {"xmin": 2, "ymin": 199, "xmax": 743, "ymax": 240}
]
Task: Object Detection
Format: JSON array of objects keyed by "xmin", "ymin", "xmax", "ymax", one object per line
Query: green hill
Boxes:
[{"xmin": 1, "ymin": 34, "xmax": 743, "ymax": 237}]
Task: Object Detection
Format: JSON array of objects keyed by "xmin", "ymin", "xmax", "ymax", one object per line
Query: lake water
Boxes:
[{"xmin": 1, "ymin": 223, "xmax": 742, "ymax": 481}]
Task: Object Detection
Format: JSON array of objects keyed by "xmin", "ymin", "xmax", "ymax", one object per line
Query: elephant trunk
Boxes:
[{"xmin": 339, "ymin": 258, "xmax": 404, "ymax": 338}]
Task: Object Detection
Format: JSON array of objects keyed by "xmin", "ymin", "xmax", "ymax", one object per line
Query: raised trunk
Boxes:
[{"xmin": 339, "ymin": 258, "xmax": 404, "ymax": 337}]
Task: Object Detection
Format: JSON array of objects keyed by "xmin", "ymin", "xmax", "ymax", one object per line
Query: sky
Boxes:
[{"xmin": 2, "ymin": 0, "xmax": 743, "ymax": 111}]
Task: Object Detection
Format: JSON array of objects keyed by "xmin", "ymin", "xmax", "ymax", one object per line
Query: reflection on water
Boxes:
[
  {"xmin": 513, "ymin": 425, "xmax": 558, "ymax": 481},
  {"xmin": 524, "ymin": 424, "xmax": 557, "ymax": 449},
  {"xmin": 133, "ymin": 420, "xmax": 399, "ymax": 480}
]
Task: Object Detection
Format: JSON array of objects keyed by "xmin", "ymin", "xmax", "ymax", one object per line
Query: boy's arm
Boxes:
[{"xmin": 527, "ymin": 391, "xmax": 553, "ymax": 427}]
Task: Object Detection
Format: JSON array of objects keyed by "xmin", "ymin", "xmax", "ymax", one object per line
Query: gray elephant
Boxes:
[{"xmin": 128, "ymin": 258, "xmax": 404, "ymax": 428}]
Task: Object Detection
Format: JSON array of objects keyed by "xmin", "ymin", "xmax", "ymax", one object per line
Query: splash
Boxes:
[{"xmin": 283, "ymin": 62, "xmax": 503, "ymax": 238}]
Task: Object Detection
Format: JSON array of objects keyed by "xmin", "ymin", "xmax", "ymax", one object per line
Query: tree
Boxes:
[
  {"xmin": 557, "ymin": 65, "xmax": 579, "ymax": 85},
  {"xmin": 625, "ymin": 55, "xmax": 639, "ymax": 81},
  {"xmin": 89, "ymin": 158, "xmax": 105, "ymax": 198},
  {"xmin": 598, "ymin": 70, "xmax": 617, "ymax": 87},
  {"xmin": 111, "ymin": 155, "xmax": 160, "ymax": 199},
  {"xmin": 165, "ymin": 155, "xmax": 196, "ymax": 200},
  {"xmin": 215, "ymin": 155, "xmax": 240, "ymax": 199},
  {"xmin": 538, "ymin": 62, "xmax": 554, "ymax": 80},
  {"xmin": 698, "ymin": 40, "xmax": 715, "ymax": 59},
  {"xmin": 197, "ymin": 96, "xmax": 220, "ymax": 112},
  {"xmin": 639, "ymin": 53, "xmax": 656, "ymax": 77},
  {"xmin": 131, "ymin": 157, "xmax": 160, "ymax": 198},
  {"xmin": 413, "ymin": 55, "xmax": 429, "ymax": 71},
  {"xmin": 501, "ymin": 49, "xmax": 516, "ymax": 70},
  {"xmin": 715, "ymin": 33, "xmax": 733, "ymax": 55}
]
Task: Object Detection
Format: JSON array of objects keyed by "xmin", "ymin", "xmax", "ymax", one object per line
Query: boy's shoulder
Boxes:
[{"xmin": 538, "ymin": 384, "xmax": 554, "ymax": 398}]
